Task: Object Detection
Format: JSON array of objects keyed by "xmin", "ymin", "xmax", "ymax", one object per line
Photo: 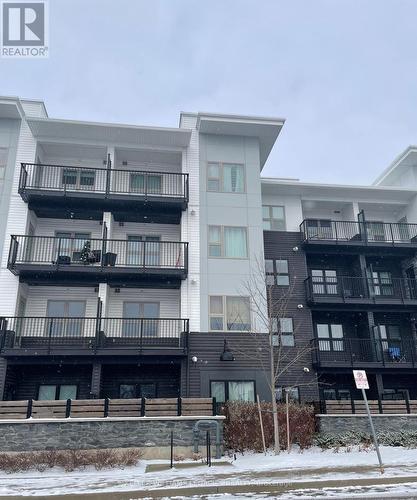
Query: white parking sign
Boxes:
[{"xmin": 353, "ymin": 370, "xmax": 369, "ymax": 390}]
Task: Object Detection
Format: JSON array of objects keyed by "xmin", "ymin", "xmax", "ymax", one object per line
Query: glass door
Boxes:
[
  {"xmin": 371, "ymin": 271, "xmax": 393, "ymax": 296},
  {"xmin": 122, "ymin": 302, "xmax": 159, "ymax": 338}
]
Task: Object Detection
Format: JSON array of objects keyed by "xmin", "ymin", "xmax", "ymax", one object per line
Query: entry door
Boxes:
[
  {"xmin": 47, "ymin": 300, "xmax": 86, "ymax": 337},
  {"xmin": 122, "ymin": 302, "xmax": 160, "ymax": 337}
]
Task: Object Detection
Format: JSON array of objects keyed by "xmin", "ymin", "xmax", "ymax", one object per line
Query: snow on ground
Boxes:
[{"xmin": 1, "ymin": 446, "xmax": 417, "ymax": 496}]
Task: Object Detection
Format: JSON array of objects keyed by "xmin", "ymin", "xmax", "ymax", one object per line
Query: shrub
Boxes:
[
  {"xmin": 0, "ymin": 448, "xmax": 143, "ymax": 473},
  {"xmin": 223, "ymin": 401, "xmax": 315, "ymax": 452}
]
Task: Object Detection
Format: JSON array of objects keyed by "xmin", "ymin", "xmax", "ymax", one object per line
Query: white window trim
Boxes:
[
  {"xmin": 208, "ymin": 225, "xmax": 249, "ymax": 259},
  {"xmin": 207, "ymin": 161, "xmax": 246, "ymax": 194},
  {"xmin": 209, "ymin": 295, "xmax": 251, "ymax": 332}
]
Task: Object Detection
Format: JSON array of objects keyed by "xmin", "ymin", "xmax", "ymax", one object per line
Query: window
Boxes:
[
  {"xmin": 209, "ymin": 296, "xmax": 251, "ymax": 331},
  {"xmin": 376, "ymin": 324, "xmax": 401, "ymax": 357},
  {"xmin": 323, "ymin": 388, "xmax": 351, "ymax": 400},
  {"xmin": 265, "ymin": 259, "xmax": 289, "ymax": 286},
  {"xmin": 122, "ymin": 302, "xmax": 160, "ymax": 337},
  {"xmin": 0, "ymin": 147, "xmax": 8, "ymax": 180},
  {"xmin": 262, "ymin": 206, "xmax": 286, "ymax": 230},
  {"xmin": 208, "ymin": 226, "xmax": 248, "ymax": 258},
  {"xmin": 46, "ymin": 300, "xmax": 86, "ymax": 337},
  {"xmin": 311, "ymin": 269, "xmax": 338, "ymax": 295},
  {"xmin": 210, "ymin": 381, "xmax": 255, "ymax": 402},
  {"xmin": 275, "ymin": 386, "xmax": 300, "ymax": 402},
  {"xmin": 207, "ymin": 162, "xmax": 245, "ymax": 193},
  {"xmin": 271, "ymin": 317, "xmax": 295, "ymax": 346},
  {"xmin": 130, "ymin": 173, "xmax": 162, "ymax": 194},
  {"xmin": 366, "ymin": 221, "xmax": 386, "ymax": 242},
  {"xmin": 56, "ymin": 232, "xmax": 92, "ymax": 261},
  {"xmin": 38, "ymin": 384, "xmax": 77, "ymax": 400},
  {"xmin": 62, "ymin": 168, "xmax": 95, "ymax": 190},
  {"xmin": 119, "ymin": 383, "xmax": 156, "ymax": 399},
  {"xmin": 306, "ymin": 219, "xmax": 333, "ymax": 240},
  {"xmin": 316, "ymin": 323, "xmax": 344, "ymax": 351},
  {"xmin": 371, "ymin": 271, "xmax": 393, "ymax": 296},
  {"xmin": 126, "ymin": 235, "xmax": 160, "ymax": 266}
]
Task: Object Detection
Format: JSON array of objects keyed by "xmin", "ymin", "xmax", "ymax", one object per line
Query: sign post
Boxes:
[{"xmin": 353, "ymin": 370, "xmax": 384, "ymax": 473}]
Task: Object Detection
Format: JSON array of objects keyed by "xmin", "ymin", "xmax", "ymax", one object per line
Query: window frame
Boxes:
[
  {"xmin": 271, "ymin": 317, "xmax": 295, "ymax": 347},
  {"xmin": 37, "ymin": 383, "xmax": 78, "ymax": 401},
  {"xmin": 265, "ymin": 259, "xmax": 290, "ymax": 286},
  {"xmin": 209, "ymin": 295, "xmax": 251, "ymax": 332},
  {"xmin": 207, "ymin": 161, "xmax": 246, "ymax": 193},
  {"xmin": 262, "ymin": 205, "xmax": 286, "ymax": 231},
  {"xmin": 316, "ymin": 322, "xmax": 344, "ymax": 351},
  {"xmin": 210, "ymin": 380, "xmax": 256, "ymax": 403},
  {"xmin": 208, "ymin": 225, "xmax": 248, "ymax": 259}
]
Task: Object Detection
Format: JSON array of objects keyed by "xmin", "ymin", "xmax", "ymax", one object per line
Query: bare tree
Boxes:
[{"xmin": 228, "ymin": 256, "xmax": 317, "ymax": 454}]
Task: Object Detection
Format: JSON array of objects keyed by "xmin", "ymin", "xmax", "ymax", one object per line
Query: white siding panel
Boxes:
[
  {"xmin": 110, "ymin": 222, "xmax": 180, "ymax": 242},
  {"xmin": 0, "ymin": 117, "xmax": 37, "ymax": 316},
  {"xmin": 179, "ymin": 115, "xmax": 200, "ymax": 331},
  {"xmin": 106, "ymin": 289, "xmax": 180, "ymax": 318},
  {"xmin": 34, "ymin": 218, "xmax": 102, "ymax": 239}
]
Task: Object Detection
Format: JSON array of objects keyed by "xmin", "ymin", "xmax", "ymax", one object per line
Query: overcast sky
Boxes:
[{"xmin": 1, "ymin": 0, "xmax": 416, "ymax": 184}]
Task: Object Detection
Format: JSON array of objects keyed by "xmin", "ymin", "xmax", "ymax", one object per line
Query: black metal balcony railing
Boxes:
[
  {"xmin": 311, "ymin": 337, "xmax": 416, "ymax": 367},
  {"xmin": 300, "ymin": 219, "xmax": 417, "ymax": 245},
  {"xmin": 0, "ymin": 316, "xmax": 189, "ymax": 353},
  {"xmin": 19, "ymin": 163, "xmax": 189, "ymax": 201},
  {"xmin": 8, "ymin": 235, "xmax": 188, "ymax": 273},
  {"xmin": 305, "ymin": 276, "xmax": 417, "ymax": 304}
]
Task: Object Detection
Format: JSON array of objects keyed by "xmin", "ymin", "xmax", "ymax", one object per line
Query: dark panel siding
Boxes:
[
  {"xmin": 101, "ymin": 363, "xmax": 180, "ymax": 399},
  {"xmin": 12, "ymin": 365, "xmax": 93, "ymax": 400}
]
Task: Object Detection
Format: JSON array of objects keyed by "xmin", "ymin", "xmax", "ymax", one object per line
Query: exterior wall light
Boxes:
[
  {"xmin": 191, "ymin": 356, "xmax": 198, "ymax": 363},
  {"xmin": 292, "ymin": 246, "xmax": 299, "ymax": 252},
  {"xmin": 220, "ymin": 339, "xmax": 235, "ymax": 361},
  {"xmin": 297, "ymin": 304, "xmax": 303, "ymax": 309},
  {"xmin": 303, "ymin": 367, "xmax": 310, "ymax": 373}
]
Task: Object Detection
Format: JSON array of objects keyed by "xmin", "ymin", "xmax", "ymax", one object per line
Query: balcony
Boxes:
[
  {"xmin": 18, "ymin": 163, "xmax": 189, "ymax": 223},
  {"xmin": 8, "ymin": 235, "xmax": 188, "ymax": 287},
  {"xmin": 300, "ymin": 219, "xmax": 417, "ymax": 249},
  {"xmin": 0, "ymin": 316, "xmax": 189, "ymax": 356},
  {"xmin": 311, "ymin": 337, "xmax": 417, "ymax": 369},
  {"xmin": 305, "ymin": 276, "xmax": 417, "ymax": 308}
]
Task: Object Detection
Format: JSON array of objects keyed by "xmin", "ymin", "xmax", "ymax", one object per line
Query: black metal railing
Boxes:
[
  {"xmin": 0, "ymin": 316, "xmax": 189, "ymax": 352},
  {"xmin": 19, "ymin": 163, "xmax": 189, "ymax": 201},
  {"xmin": 8, "ymin": 235, "xmax": 188, "ymax": 272},
  {"xmin": 305, "ymin": 276, "xmax": 417, "ymax": 303},
  {"xmin": 300, "ymin": 219, "xmax": 417, "ymax": 245},
  {"xmin": 311, "ymin": 337, "xmax": 416, "ymax": 367}
]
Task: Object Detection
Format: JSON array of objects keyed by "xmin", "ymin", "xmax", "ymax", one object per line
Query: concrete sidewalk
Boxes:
[{"xmin": 2, "ymin": 465, "xmax": 417, "ymax": 499}]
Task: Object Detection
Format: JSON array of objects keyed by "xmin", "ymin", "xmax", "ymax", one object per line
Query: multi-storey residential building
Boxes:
[{"xmin": 1, "ymin": 95, "xmax": 417, "ymax": 406}]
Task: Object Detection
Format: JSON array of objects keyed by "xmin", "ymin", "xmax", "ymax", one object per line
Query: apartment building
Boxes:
[{"xmin": 0, "ymin": 95, "xmax": 416, "ymax": 406}]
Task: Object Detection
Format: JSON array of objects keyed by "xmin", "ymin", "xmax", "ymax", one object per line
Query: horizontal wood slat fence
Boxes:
[
  {"xmin": 0, "ymin": 397, "xmax": 216, "ymax": 420},
  {"xmin": 321, "ymin": 399, "xmax": 417, "ymax": 415}
]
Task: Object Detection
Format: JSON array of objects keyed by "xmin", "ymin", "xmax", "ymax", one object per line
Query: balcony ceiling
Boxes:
[
  {"xmin": 27, "ymin": 117, "xmax": 192, "ymax": 149},
  {"xmin": 39, "ymin": 142, "xmax": 107, "ymax": 161}
]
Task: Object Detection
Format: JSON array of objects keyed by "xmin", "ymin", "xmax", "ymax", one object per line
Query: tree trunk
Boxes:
[{"xmin": 270, "ymin": 334, "xmax": 280, "ymax": 454}]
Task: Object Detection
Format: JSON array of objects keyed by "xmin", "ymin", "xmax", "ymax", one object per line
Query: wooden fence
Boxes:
[
  {"xmin": 0, "ymin": 397, "xmax": 216, "ymax": 420},
  {"xmin": 321, "ymin": 399, "xmax": 417, "ymax": 415}
]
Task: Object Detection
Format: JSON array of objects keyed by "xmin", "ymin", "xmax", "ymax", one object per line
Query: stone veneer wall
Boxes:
[
  {"xmin": 318, "ymin": 414, "xmax": 417, "ymax": 434},
  {"xmin": 0, "ymin": 417, "xmax": 224, "ymax": 458}
]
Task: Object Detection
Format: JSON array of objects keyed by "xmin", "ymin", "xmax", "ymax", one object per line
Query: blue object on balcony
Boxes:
[{"xmin": 388, "ymin": 347, "xmax": 401, "ymax": 360}]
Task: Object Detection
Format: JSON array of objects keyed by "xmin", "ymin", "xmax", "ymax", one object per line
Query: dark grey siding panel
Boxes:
[{"xmin": 12, "ymin": 365, "xmax": 93, "ymax": 400}]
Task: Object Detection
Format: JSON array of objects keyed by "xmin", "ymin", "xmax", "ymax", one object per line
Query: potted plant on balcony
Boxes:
[{"xmin": 79, "ymin": 241, "xmax": 95, "ymax": 265}]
